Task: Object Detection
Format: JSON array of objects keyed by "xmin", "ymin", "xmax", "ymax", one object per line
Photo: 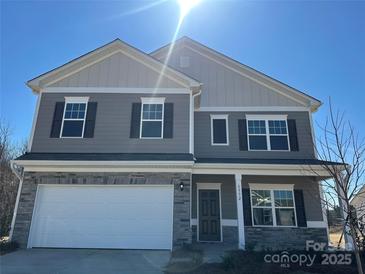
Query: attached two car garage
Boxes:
[{"xmin": 27, "ymin": 185, "xmax": 174, "ymax": 250}]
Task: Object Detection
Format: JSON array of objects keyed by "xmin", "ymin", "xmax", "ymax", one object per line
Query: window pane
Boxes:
[
  {"xmin": 274, "ymin": 190, "xmax": 294, "ymax": 207},
  {"xmin": 270, "ymin": 136, "xmax": 289, "ymax": 150},
  {"xmin": 249, "ymin": 136, "xmax": 267, "ymax": 150},
  {"xmin": 62, "ymin": 120, "xmax": 84, "ymax": 137},
  {"xmin": 212, "ymin": 119, "xmax": 227, "ymax": 144},
  {"xmin": 269, "ymin": 120, "xmax": 287, "ymax": 134},
  {"xmin": 253, "ymin": 208, "xmax": 273, "ymax": 226},
  {"xmin": 65, "ymin": 103, "xmax": 86, "ymax": 120},
  {"xmin": 248, "ymin": 120, "xmax": 266, "ymax": 134},
  {"xmin": 275, "ymin": 208, "xmax": 296, "ymax": 226},
  {"xmin": 251, "ymin": 190, "xmax": 271, "ymax": 206},
  {"xmin": 141, "ymin": 121, "xmax": 162, "ymax": 137},
  {"xmin": 142, "ymin": 104, "xmax": 163, "ymax": 120}
]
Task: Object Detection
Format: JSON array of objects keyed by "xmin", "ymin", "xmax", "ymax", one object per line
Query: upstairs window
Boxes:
[
  {"xmin": 61, "ymin": 97, "xmax": 89, "ymax": 138},
  {"xmin": 247, "ymin": 115, "xmax": 289, "ymax": 151},
  {"xmin": 140, "ymin": 98, "xmax": 165, "ymax": 138},
  {"xmin": 250, "ymin": 184, "xmax": 297, "ymax": 227},
  {"xmin": 211, "ymin": 114, "xmax": 229, "ymax": 145}
]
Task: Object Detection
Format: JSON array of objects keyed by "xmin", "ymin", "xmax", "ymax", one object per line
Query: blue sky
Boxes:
[{"xmin": 1, "ymin": 0, "xmax": 364, "ymax": 145}]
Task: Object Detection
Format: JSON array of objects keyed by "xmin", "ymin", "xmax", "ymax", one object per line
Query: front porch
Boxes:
[{"xmin": 191, "ymin": 173, "xmax": 329, "ymax": 250}]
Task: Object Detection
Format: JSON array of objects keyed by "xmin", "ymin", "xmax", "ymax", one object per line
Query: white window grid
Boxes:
[
  {"xmin": 250, "ymin": 188, "xmax": 297, "ymax": 227},
  {"xmin": 247, "ymin": 119, "xmax": 290, "ymax": 151},
  {"xmin": 60, "ymin": 102, "xmax": 88, "ymax": 138},
  {"xmin": 140, "ymin": 103, "xmax": 164, "ymax": 139}
]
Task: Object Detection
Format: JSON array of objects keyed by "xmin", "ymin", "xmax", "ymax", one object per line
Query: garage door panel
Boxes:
[{"xmin": 29, "ymin": 185, "xmax": 174, "ymax": 250}]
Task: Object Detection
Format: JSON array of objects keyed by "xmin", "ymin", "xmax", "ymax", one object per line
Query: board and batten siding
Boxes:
[
  {"xmin": 154, "ymin": 46, "xmax": 303, "ymax": 108},
  {"xmin": 31, "ymin": 93, "xmax": 190, "ymax": 153},
  {"xmin": 194, "ymin": 111, "xmax": 315, "ymax": 159},
  {"xmin": 49, "ymin": 52, "xmax": 184, "ymax": 88}
]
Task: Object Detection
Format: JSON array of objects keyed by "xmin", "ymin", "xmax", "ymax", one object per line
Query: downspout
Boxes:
[
  {"xmin": 9, "ymin": 161, "xmax": 24, "ymax": 240},
  {"xmin": 189, "ymin": 86, "xmax": 202, "ymax": 229}
]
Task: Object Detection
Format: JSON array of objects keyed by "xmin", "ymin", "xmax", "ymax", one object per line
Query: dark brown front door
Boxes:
[{"xmin": 198, "ymin": 190, "xmax": 221, "ymax": 241}]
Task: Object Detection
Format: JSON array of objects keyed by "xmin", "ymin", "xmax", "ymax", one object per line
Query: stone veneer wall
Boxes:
[
  {"xmin": 12, "ymin": 171, "xmax": 191, "ymax": 248},
  {"xmin": 245, "ymin": 227, "xmax": 328, "ymax": 251}
]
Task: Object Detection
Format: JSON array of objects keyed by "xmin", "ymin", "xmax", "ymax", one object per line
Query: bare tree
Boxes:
[
  {"xmin": 314, "ymin": 99, "xmax": 365, "ymax": 274},
  {"xmin": 0, "ymin": 121, "xmax": 24, "ymax": 238}
]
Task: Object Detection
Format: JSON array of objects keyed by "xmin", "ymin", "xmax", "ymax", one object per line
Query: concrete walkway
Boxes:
[{"xmin": 0, "ymin": 249, "xmax": 171, "ymax": 274}]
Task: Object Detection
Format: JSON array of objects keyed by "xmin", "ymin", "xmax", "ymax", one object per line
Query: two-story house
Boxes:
[{"xmin": 11, "ymin": 37, "xmax": 335, "ymax": 251}]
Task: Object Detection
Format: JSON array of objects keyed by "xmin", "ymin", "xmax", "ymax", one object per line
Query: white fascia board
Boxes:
[
  {"xmin": 42, "ymin": 87, "xmax": 191, "ymax": 94},
  {"xmin": 193, "ymin": 163, "xmax": 332, "ymax": 177},
  {"xmin": 29, "ymin": 40, "xmax": 201, "ymax": 91},
  {"xmin": 197, "ymin": 106, "xmax": 311, "ymax": 112}
]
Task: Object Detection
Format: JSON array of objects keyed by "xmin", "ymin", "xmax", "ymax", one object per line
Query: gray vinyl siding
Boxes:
[
  {"xmin": 192, "ymin": 175, "xmax": 237, "ymax": 219},
  {"xmin": 50, "ymin": 52, "xmax": 183, "ymax": 88},
  {"xmin": 194, "ymin": 111, "xmax": 315, "ymax": 159},
  {"xmin": 31, "ymin": 93, "xmax": 190, "ymax": 153},
  {"xmin": 154, "ymin": 46, "xmax": 303, "ymax": 108},
  {"xmin": 242, "ymin": 176, "xmax": 324, "ymax": 222}
]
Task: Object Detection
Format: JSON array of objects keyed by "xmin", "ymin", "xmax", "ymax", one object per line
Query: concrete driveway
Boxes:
[{"xmin": 0, "ymin": 249, "xmax": 171, "ymax": 274}]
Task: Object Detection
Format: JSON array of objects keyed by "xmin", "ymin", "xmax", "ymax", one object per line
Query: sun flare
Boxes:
[{"xmin": 177, "ymin": 0, "xmax": 201, "ymax": 19}]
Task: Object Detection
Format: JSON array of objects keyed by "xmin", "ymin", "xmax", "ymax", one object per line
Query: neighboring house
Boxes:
[
  {"xmin": 11, "ymin": 37, "xmax": 337, "ymax": 251},
  {"xmin": 351, "ymin": 185, "xmax": 365, "ymax": 222}
]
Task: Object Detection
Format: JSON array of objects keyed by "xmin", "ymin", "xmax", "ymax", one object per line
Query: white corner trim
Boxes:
[
  {"xmin": 140, "ymin": 97, "xmax": 166, "ymax": 104},
  {"xmin": 235, "ymin": 173, "xmax": 245, "ymax": 249},
  {"xmin": 248, "ymin": 183, "xmax": 294, "ymax": 190},
  {"xmin": 27, "ymin": 92, "xmax": 42, "ymax": 152},
  {"xmin": 307, "ymin": 221, "xmax": 328, "ymax": 228},
  {"xmin": 197, "ymin": 106, "xmax": 311, "ymax": 112},
  {"xmin": 64, "ymin": 96, "xmax": 89, "ymax": 103},
  {"xmin": 245, "ymin": 114, "xmax": 288, "ymax": 120},
  {"xmin": 42, "ymin": 87, "xmax": 191, "ymax": 94}
]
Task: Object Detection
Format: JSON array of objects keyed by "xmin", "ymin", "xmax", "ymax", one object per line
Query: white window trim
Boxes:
[
  {"xmin": 246, "ymin": 114, "xmax": 290, "ymax": 152},
  {"xmin": 249, "ymin": 183, "xmax": 297, "ymax": 228},
  {"xmin": 140, "ymin": 97, "xmax": 165, "ymax": 139},
  {"xmin": 210, "ymin": 114, "xmax": 229, "ymax": 146},
  {"xmin": 196, "ymin": 183, "xmax": 223, "ymax": 243},
  {"xmin": 60, "ymin": 97, "xmax": 89, "ymax": 138}
]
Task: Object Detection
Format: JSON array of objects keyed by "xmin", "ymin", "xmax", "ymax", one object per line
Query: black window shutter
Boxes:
[
  {"xmin": 294, "ymin": 189, "xmax": 307, "ymax": 227},
  {"xmin": 288, "ymin": 119, "xmax": 299, "ymax": 151},
  {"xmin": 84, "ymin": 102, "xmax": 97, "ymax": 138},
  {"xmin": 242, "ymin": 188, "xmax": 252, "ymax": 226},
  {"xmin": 238, "ymin": 119, "xmax": 248, "ymax": 151},
  {"xmin": 50, "ymin": 102, "xmax": 65, "ymax": 138},
  {"xmin": 130, "ymin": 103, "xmax": 141, "ymax": 138},
  {"xmin": 163, "ymin": 103, "xmax": 173, "ymax": 138}
]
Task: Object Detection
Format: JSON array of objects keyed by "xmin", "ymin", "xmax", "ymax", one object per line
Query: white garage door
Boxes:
[{"xmin": 28, "ymin": 185, "xmax": 174, "ymax": 250}]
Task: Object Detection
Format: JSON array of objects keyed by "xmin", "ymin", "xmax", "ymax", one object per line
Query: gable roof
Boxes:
[
  {"xmin": 27, "ymin": 39, "xmax": 202, "ymax": 92},
  {"xmin": 150, "ymin": 36, "xmax": 322, "ymax": 112}
]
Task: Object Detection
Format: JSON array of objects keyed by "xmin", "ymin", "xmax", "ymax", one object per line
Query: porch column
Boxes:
[{"xmin": 235, "ymin": 173, "xmax": 245, "ymax": 249}]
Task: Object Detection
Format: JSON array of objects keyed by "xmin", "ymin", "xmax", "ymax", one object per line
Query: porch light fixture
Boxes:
[{"xmin": 179, "ymin": 182, "xmax": 184, "ymax": 191}]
